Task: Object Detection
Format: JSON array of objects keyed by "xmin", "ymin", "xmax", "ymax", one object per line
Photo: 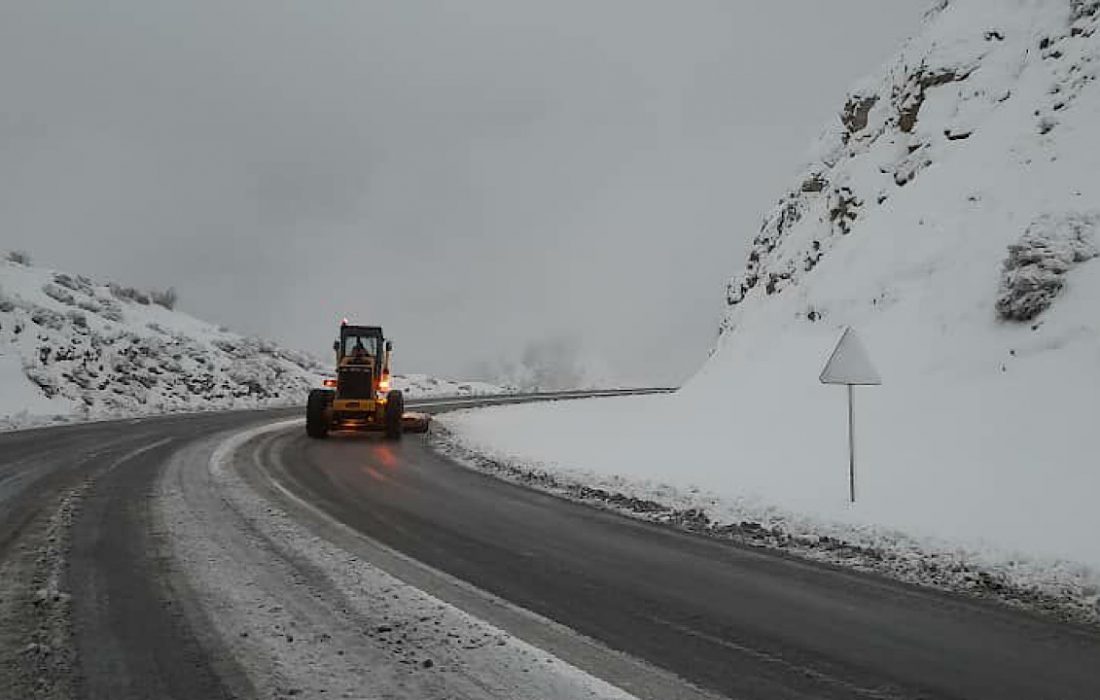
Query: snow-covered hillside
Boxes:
[
  {"xmin": 694, "ymin": 0, "xmax": 1100, "ymax": 567},
  {"xmin": 438, "ymin": 0, "xmax": 1100, "ymax": 620},
  {"xmin": 0, "ymin": 254, "xmax": 503, "ymax": 430},
  {"xmin": 391, "ymin": 373, "xmax": 508, "ymax": 399}
]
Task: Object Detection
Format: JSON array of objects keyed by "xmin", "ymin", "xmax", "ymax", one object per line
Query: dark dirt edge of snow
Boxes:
[
  {"xmin": 429, "ymin": 426, "xmax": 1100, "ymax": 631},
  {"xmin": 0, "ymin": 479, "xmax": 87, "ymax": 700}
]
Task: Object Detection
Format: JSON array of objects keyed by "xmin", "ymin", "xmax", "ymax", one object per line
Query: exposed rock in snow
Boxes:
[
  {"xmin": 723, "ymin": 0, "xmax": 1100, "ymax": 331},
  {"xmin": 996, "ymin": 212, "xmax": 1098, "ymax": 321}
]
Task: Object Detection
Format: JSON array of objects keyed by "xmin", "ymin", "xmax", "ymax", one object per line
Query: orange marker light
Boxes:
[
  {"xmin": 378, "ymin": 375, "xmax": 391, "ymax": 392},
  {"xmin": 322, "ymin": 378, "xmax": 337, "ymax": 388}
]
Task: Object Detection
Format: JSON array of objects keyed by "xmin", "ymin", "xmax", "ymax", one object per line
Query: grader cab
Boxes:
[{"xmin": 306, "ymin": 322, "xmax": 412, "ymax": 439}]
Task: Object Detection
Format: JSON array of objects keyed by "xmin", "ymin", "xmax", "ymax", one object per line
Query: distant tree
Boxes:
[
  {"xmin": 151, "ymin": 286, "xmax": 179, "ymax": 310},
  {"xmin": 5, "ymin": 250, "xmax": 31, "ymax": 265},
  {"xmin": 0, "ymin": 285, "xmax": 14, "ymax": 312},
  {"xmin": 109, "ymin": 284, "xmax": 151, "ymax": 305}
]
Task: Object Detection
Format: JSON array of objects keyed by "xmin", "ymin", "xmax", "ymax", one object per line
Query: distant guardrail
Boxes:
[{"xmin": 407, "ymin": 387, "xmax": 678, "ymax": 413}]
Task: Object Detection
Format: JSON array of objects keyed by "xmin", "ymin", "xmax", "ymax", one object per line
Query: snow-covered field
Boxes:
[
  {"xmin": 0, "ymin": 255, "xmax": 504, "ymax": 431},
  {"xmin": 437, "ymin": 0, "xmax": 1100, "ymax": 623}
]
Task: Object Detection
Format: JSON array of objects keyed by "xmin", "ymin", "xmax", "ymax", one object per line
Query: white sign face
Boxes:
[{"xmin": 820, "ymin": 327, "xmax": 882, "ymax": 386}]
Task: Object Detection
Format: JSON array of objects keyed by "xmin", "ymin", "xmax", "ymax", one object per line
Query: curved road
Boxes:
[{"xmin": 1, "ymin": 396, "xmax": 1099, "ymax": 700}]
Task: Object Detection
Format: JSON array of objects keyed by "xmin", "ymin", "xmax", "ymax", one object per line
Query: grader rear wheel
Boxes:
[{"xmin": 384, "ymin": 390, "xmax": 404, "ymax": 440}]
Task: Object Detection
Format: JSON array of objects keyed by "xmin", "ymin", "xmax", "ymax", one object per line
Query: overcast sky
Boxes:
[{"xmin": 0, "ymin": 1, "xmax": 926, "ymax": 386}]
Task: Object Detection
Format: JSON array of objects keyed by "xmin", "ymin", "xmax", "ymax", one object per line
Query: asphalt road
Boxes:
[
  {"xmin": 2, "ymin": 396, "xmax": 1099, "ymax": 700},
  {"xmin": 257, "ymin": 415, "xmax": 1100, "ymax": 700},
  {"xmin": 0, "ymin": 409, "xmax": 295, "ymax": 700}
]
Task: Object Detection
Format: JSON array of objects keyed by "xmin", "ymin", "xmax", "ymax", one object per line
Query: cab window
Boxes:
[{"xmin": 344, "ymin": 335, "xmax": 379, "ymax": 358}]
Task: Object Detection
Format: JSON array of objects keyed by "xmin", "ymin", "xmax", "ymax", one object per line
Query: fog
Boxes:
[{"xmin": 0, "ymin": 1, "xmax": 925, "ymax": 386}]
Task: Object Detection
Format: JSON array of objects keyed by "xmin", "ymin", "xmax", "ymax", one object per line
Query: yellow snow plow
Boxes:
[{"xmin": 306, "ymin": 321, "xmax": 429, "ymax": 439}]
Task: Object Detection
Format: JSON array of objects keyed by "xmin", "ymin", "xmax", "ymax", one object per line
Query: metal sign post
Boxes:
[
  {"xmin": 847, "ymin": 384, "xmax": 855, "ymax": 503},
  {"xmin": 820, "ymin": 328, "xmax": 881, "ymax": 503}
]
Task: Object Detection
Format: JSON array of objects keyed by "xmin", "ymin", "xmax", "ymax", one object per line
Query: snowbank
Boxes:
[
  {"xmin": 392, "ymin": 373, "xmax": 507, "ymax": 399},
  {"xmin": 436, "ymin": 0, "xmax": 1100, "ymax": 622}
]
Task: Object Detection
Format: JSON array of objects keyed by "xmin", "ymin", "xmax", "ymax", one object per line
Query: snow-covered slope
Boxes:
[
  {"xmin": 0, "ymin": 255, "xmax": 329, "ymax": 429},
  {"xmin": 0, "ymin": 255, "xmax": 504, "ymax": 430},
  {"xmin": 438, "ymin": 0, "xmax": 1100, "ymax": 619},
  {"xmin": 721, "ymin": 0, "xmax": 1100, "ymax": 338},
  {"xmin": 391, "ymin": 373, "xmax": 508, "ymax": 399},
  {"xmin": 695, "ymin": 0, "xmax": 1100, "ymax": 560}
]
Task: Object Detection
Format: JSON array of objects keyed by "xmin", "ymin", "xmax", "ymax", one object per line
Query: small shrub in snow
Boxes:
[
  {"xmin": 67, "ymin": 310, "xmax": 88, "ymax": 328},
  {"xmin": 1037, "ymin": 115, "xmax": 1058, "ymax": 135},
  {"xmin": 150, "ymin": 287, "xmax": 178, "ymax": 310},
  {"xmin": 6, "ymin": 250, "xmax": 31, "ymax": 265},
  {"xmin": 29, "ymin": 306, "xmax": 66, "ymax": 331},
  {"xmin": 0, "ymin": 285, "xmax": 13, "ymax": 313},
  {"xmin": 1071, "ymin": 0, "xmax": 1100, "ymax": 21},
  {"xmin": 212, "ymin": 338, "xmax": 239, "ymax": 355},
  {"xmin": 109, "ymin": 284, "xmax": 151, "ymax": 305},
  {"xmin": 42, "ymin": 283, "xmax": 77, "ymax": 306},
  {"xmin": 23, "ymin": 366, "xmax": 59, "ymax": 397},
  {"xmin": 84, "ymin": 298, "xmax": 124, "ymax": 323},
  {"xmin": 996, "ymin": 213, "xmax": 1099, "ymax": 321},
  {"xmin": 53, "ymin": 273, "xmax": 94, "ymax": 295}
]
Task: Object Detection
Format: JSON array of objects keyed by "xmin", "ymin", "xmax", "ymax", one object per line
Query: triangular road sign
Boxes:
[{"xmin": 820, "ymin": 327, "xmax": 882, "ymax": 385}]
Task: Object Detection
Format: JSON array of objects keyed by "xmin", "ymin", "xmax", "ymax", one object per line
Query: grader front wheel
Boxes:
[{"xmin": 384, "ymin": 390, "xmax": 404, "ymax": 440}]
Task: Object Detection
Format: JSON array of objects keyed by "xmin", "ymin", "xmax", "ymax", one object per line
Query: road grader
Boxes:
[{"xmin": 306, "ymin": 321, "xmax": 427, "ymax": 439}]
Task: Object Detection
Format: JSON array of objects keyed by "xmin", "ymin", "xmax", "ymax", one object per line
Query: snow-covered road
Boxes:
[
  {"xmin": 0, "ymin": 394, "xmax": 699, "ymax": 700},
  {"xmin": 3, "ymin": 395, "xmax": 1100, "ymax": 700},
  {"xmin": 154, "ymin": 418, "xmax": 661, "ymax": 700}
]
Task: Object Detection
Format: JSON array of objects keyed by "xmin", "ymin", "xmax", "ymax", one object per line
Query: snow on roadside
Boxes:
[
  {"xmin": 432, "ymin": 0, "xmax": 1100, "ymax": 628},
  {"xmin": 432, "ymin": 398, "xmax": 1100, "ymax": 627},
  {"xmin": 153, "ymin": 421, "xmax": 640, "ymax": 700}
]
